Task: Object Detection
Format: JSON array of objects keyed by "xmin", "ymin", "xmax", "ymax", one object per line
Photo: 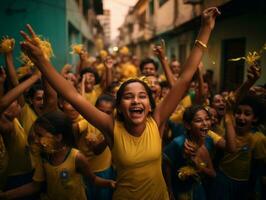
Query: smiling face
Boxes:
[
  {"xmin": 142, "ymin": 63, "xmax": 157, "ymax": 76},
  {"xmin": 187, "ymin": 109, "xmax": 211, "ymax": 139},
  {"xmin": 212, "ymin": 94, "xmax": 225, "ymax": 117},
  {"xmin": 84, "ymin": 73, "xmax": 96, "ymax": 92},
  {"xmin": 30, "ymin": 90, "xmax": 44, "ymax": 116},
  {"xmin": 146, "ymin": 75, "xmax": 161, "ymax": 100},
  {"xmin": 118, "ymin": 82, "xmax": 152, "ymax": 126},
  {"xmin": 235, "ymin": 105, "xmax": 257, "ymax": 134},
  {"xmin": 33, "ymin": 124, "xmax": 62, "ymax": 154}
]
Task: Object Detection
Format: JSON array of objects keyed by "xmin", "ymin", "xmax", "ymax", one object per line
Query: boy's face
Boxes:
[
  {"xmin": 84, "ymin": 73, "xmax": 96, "ymax": 92},
  {"xmin": 31, "ymin": 90, "xmax": 44, "ymax": 116},
  {"xmin": 235, "ymin": 105, "xmax": 257, "ymax": 133},
  {"xmin": 97, "ymin": 101, "xmax": 114, "ymax": 115},
  {"xmin": 142, "ymin": 63, "xmax": 157, "ymax": 76}
]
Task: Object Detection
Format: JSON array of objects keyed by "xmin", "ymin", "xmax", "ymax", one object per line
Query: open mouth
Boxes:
[
  {"xmin": 236, "ymin": 121, "xmax": 246, "ymax": 128},
  {"xmin": 199, "ymin": 127, "xmax": 209, "ymax": 135},
  {"xmin": 129, "ymin": 107, "xmax": 144, "ymax": 118}
]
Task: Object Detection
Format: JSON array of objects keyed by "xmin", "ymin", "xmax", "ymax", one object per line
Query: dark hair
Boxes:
[
  {"xmin": 160, "ymin": 80, "xmax": 170, "ymax": 88},
  {"xmin": 115, "ymin": 78, "xmax": 156, "ymax": 121},
  {"xmin": 27, "ymin": 83, "xmax": 43, "ymax": 99},
  {"xmin": 80, "ymin": 67, "xmax": 100, "ymax": 84},
  {"xmin": 238, "ymin": 94, "xmax": 266, "ymax": 125},
  {"xmin": 34, "ymin": 110, "xmax": 75, "ymax": 146},
  {"xmin": 140, "ymin": 58, "xmax": 158, "ymax": 72},
  {"xmin": 183, "ymin": 105, "xmax": 210, "ymax": 124},
  {"xmin": 95, "ymin": 94, "xmax": 115, "ymax": 108}
]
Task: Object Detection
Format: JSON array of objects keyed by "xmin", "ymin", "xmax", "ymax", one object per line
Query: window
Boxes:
[{"xmin": 221, "ymin": 38, "xmax": 246, "ymax": 91}]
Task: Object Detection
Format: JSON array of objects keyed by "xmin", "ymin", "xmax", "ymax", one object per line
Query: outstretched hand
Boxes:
[
  {"xmin": 104, "ymin": 56, "xmax": 114, "ymax": 69},
  {"xmin": 247, "ymin": 63, "xmax": 261, "ymax": 81},
  {"xmin": 201, "ymin": 7, "xmax": 221, "ymax": 30},
  {"xmin": 20, "ymin": 24, "xmax": 45, "ymax": 64},
  {"xmin": 153, "ymin": 39, "xmax": 166, "ymax": 60}
]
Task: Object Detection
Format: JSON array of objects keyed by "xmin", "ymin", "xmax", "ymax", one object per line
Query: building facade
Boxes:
[
  {"xmin": 0, "ymin": 0, "xmax": 103, "ymax": 70},
  {"xmin": 118, "ymin": 0, "xmax": 266, "ymax": 91}
]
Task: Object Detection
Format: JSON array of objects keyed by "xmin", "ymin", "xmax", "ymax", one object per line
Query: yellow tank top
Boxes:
[
  {"xmin": 19, "ymin": 103, "xmax": 38, "ymax": 136},
  {"xmin": 42, "ymin": 148, "xmax": 87, "ymax": 200},
  {"xmin": 76, "ymin": 116, "xmax": 112, "ymax": 172},
  {"xmin": 219, "ymin": 132, "xmax": 266, "ymax": 181},
  {"xmin": 5, "ymin": 118, "xmax": 32, "ymax": 176},
  {"xmin": 111, "ymin": 117, "xmax": 169, "ymax": 200}
]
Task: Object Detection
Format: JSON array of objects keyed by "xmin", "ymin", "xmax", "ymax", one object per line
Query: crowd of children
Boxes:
[{"xmin": 0, "ymin": 7, "xmax": 265, "ymax": 200}]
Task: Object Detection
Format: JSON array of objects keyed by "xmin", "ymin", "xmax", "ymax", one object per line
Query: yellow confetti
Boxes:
[
  {"xmin": 229, "ymin": 41, "xmax": 266, "ymax": 65},
  {"xmin": 70, "ymin": 44, "xmax": 84, "ymax": 55}
]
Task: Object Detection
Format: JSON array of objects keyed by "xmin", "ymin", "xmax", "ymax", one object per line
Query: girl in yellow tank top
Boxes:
[
  {"xmin": 0, "ymin": 111, "xmax": 115, "ymax": 199},
  {"xmin": 17, "ymin": 13, "xmax": 219, "ymax": 199}
]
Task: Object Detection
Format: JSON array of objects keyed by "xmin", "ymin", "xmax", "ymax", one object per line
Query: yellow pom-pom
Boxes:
[
  {"xmin": 0, "ymin": 37, "xmax": 15, "ymax": 53},
  {"xmin": 70, "ymin": 44, "xmax": 84, "ymax": 55},
  {"xmin": 32, "ymin": 36, "xmax": 54, "ymax": 60},
  {"xmin": 120, "ymin": 63, "xmax": 137, "ymax": 79},
  {"xmin": 119, "ymin": 46, "xmax": 129, "ymax": 55},
  {"xmin": 99, "ymin": 50, "xmax": 108, "ymax": 59}
]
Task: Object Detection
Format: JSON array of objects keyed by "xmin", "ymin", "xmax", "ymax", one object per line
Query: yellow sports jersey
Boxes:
[
  {"xmin": 219, "ymin": 131, "xmax": 266, "ymax": 181},
  {"xmin": 84, "ymin": 84, "xmax": 102, "ymax": 105},
  {"xmin": 34, "ymin": 149, "xmax": 87, "ymax": 200},
  {"xmin": 75, "ymin": 116, "xmax": 112, "ymax": 172},
  {"xmin": 19, "ymin": 103, "xmax": 38, "ymax": 136},
  {"xmin": 111, "ymin": 117, "xmax": 169, "ymax": 200},
  {"xmin": 4, "ymin": 118, "xmax": 32, "ymax": 176}
]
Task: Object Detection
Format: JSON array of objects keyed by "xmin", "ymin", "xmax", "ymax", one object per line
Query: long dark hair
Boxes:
[{"xmin": 115, "ymin": 78, "xmax": 156, "ymax": 121}]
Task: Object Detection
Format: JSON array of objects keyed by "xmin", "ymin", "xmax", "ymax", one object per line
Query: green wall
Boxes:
[{"xmin": 0, "ymin": 0, "xmax": 67, "ymax": 70}]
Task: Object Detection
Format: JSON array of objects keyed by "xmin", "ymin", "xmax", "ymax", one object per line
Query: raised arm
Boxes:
[
  {"xmin": 0, "ymin": 66, "xmax": 6, "ymax": 98},
  {"xmin": 195, "ymin": 62, "xmax": 208, "ymax": 104},
  {"xmin": 154, "ymin": 7, "xmax": 220, "ymax": 130},
  {"xmin": 234, "ymin": 63, "xmax": 261, "ymax": 104},
  {"xmin": 4, "ymin": 41, "xmax": 26, "ymax": 107},
  {"xmin": 153, "ymin": 40, "xmax": 176, "ymax": 87},
  {"xmin": 41, "ymin": 77, "xmax": 58, "ymax": 113},
  {"xmin": 0, "ymin": 72, "xmax": 40, "ymax": 113},
  {"xmin": 19, "ymin": 24, "xmax": 114, "ymax": 138},
  {"xmin": 104, "ymin": 56, "xmax": 113, "ymax": 89}
]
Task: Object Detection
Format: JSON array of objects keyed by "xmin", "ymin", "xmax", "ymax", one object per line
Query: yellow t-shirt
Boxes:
[
  {"xmin": 34, "ymin": 148, "xmax": 87, "ymax": 200},
  {"xmin": 219, "ymin": 131, "xmax": 266, "ymax": 181},
  {"xmin": 111, "ymin": 117, "xmax": 169, "ymax": 200},
  {"xmin": 4, "ymin": 118, "xmax": 32, "ymax": 176},
  {"xmin": 19, "ymin": 103, "xmax": 38, "ymax": 136},
  {"xmin": 169, "ymin": 95, "xmax": 192, "ymax": 123},
  {"xmin": 75, "ymin": 116, "xmax": 112, "ymax": 172},
  {"xmin": 84, "ymin": 84, "xmax": 102, "ymax": 105}
]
